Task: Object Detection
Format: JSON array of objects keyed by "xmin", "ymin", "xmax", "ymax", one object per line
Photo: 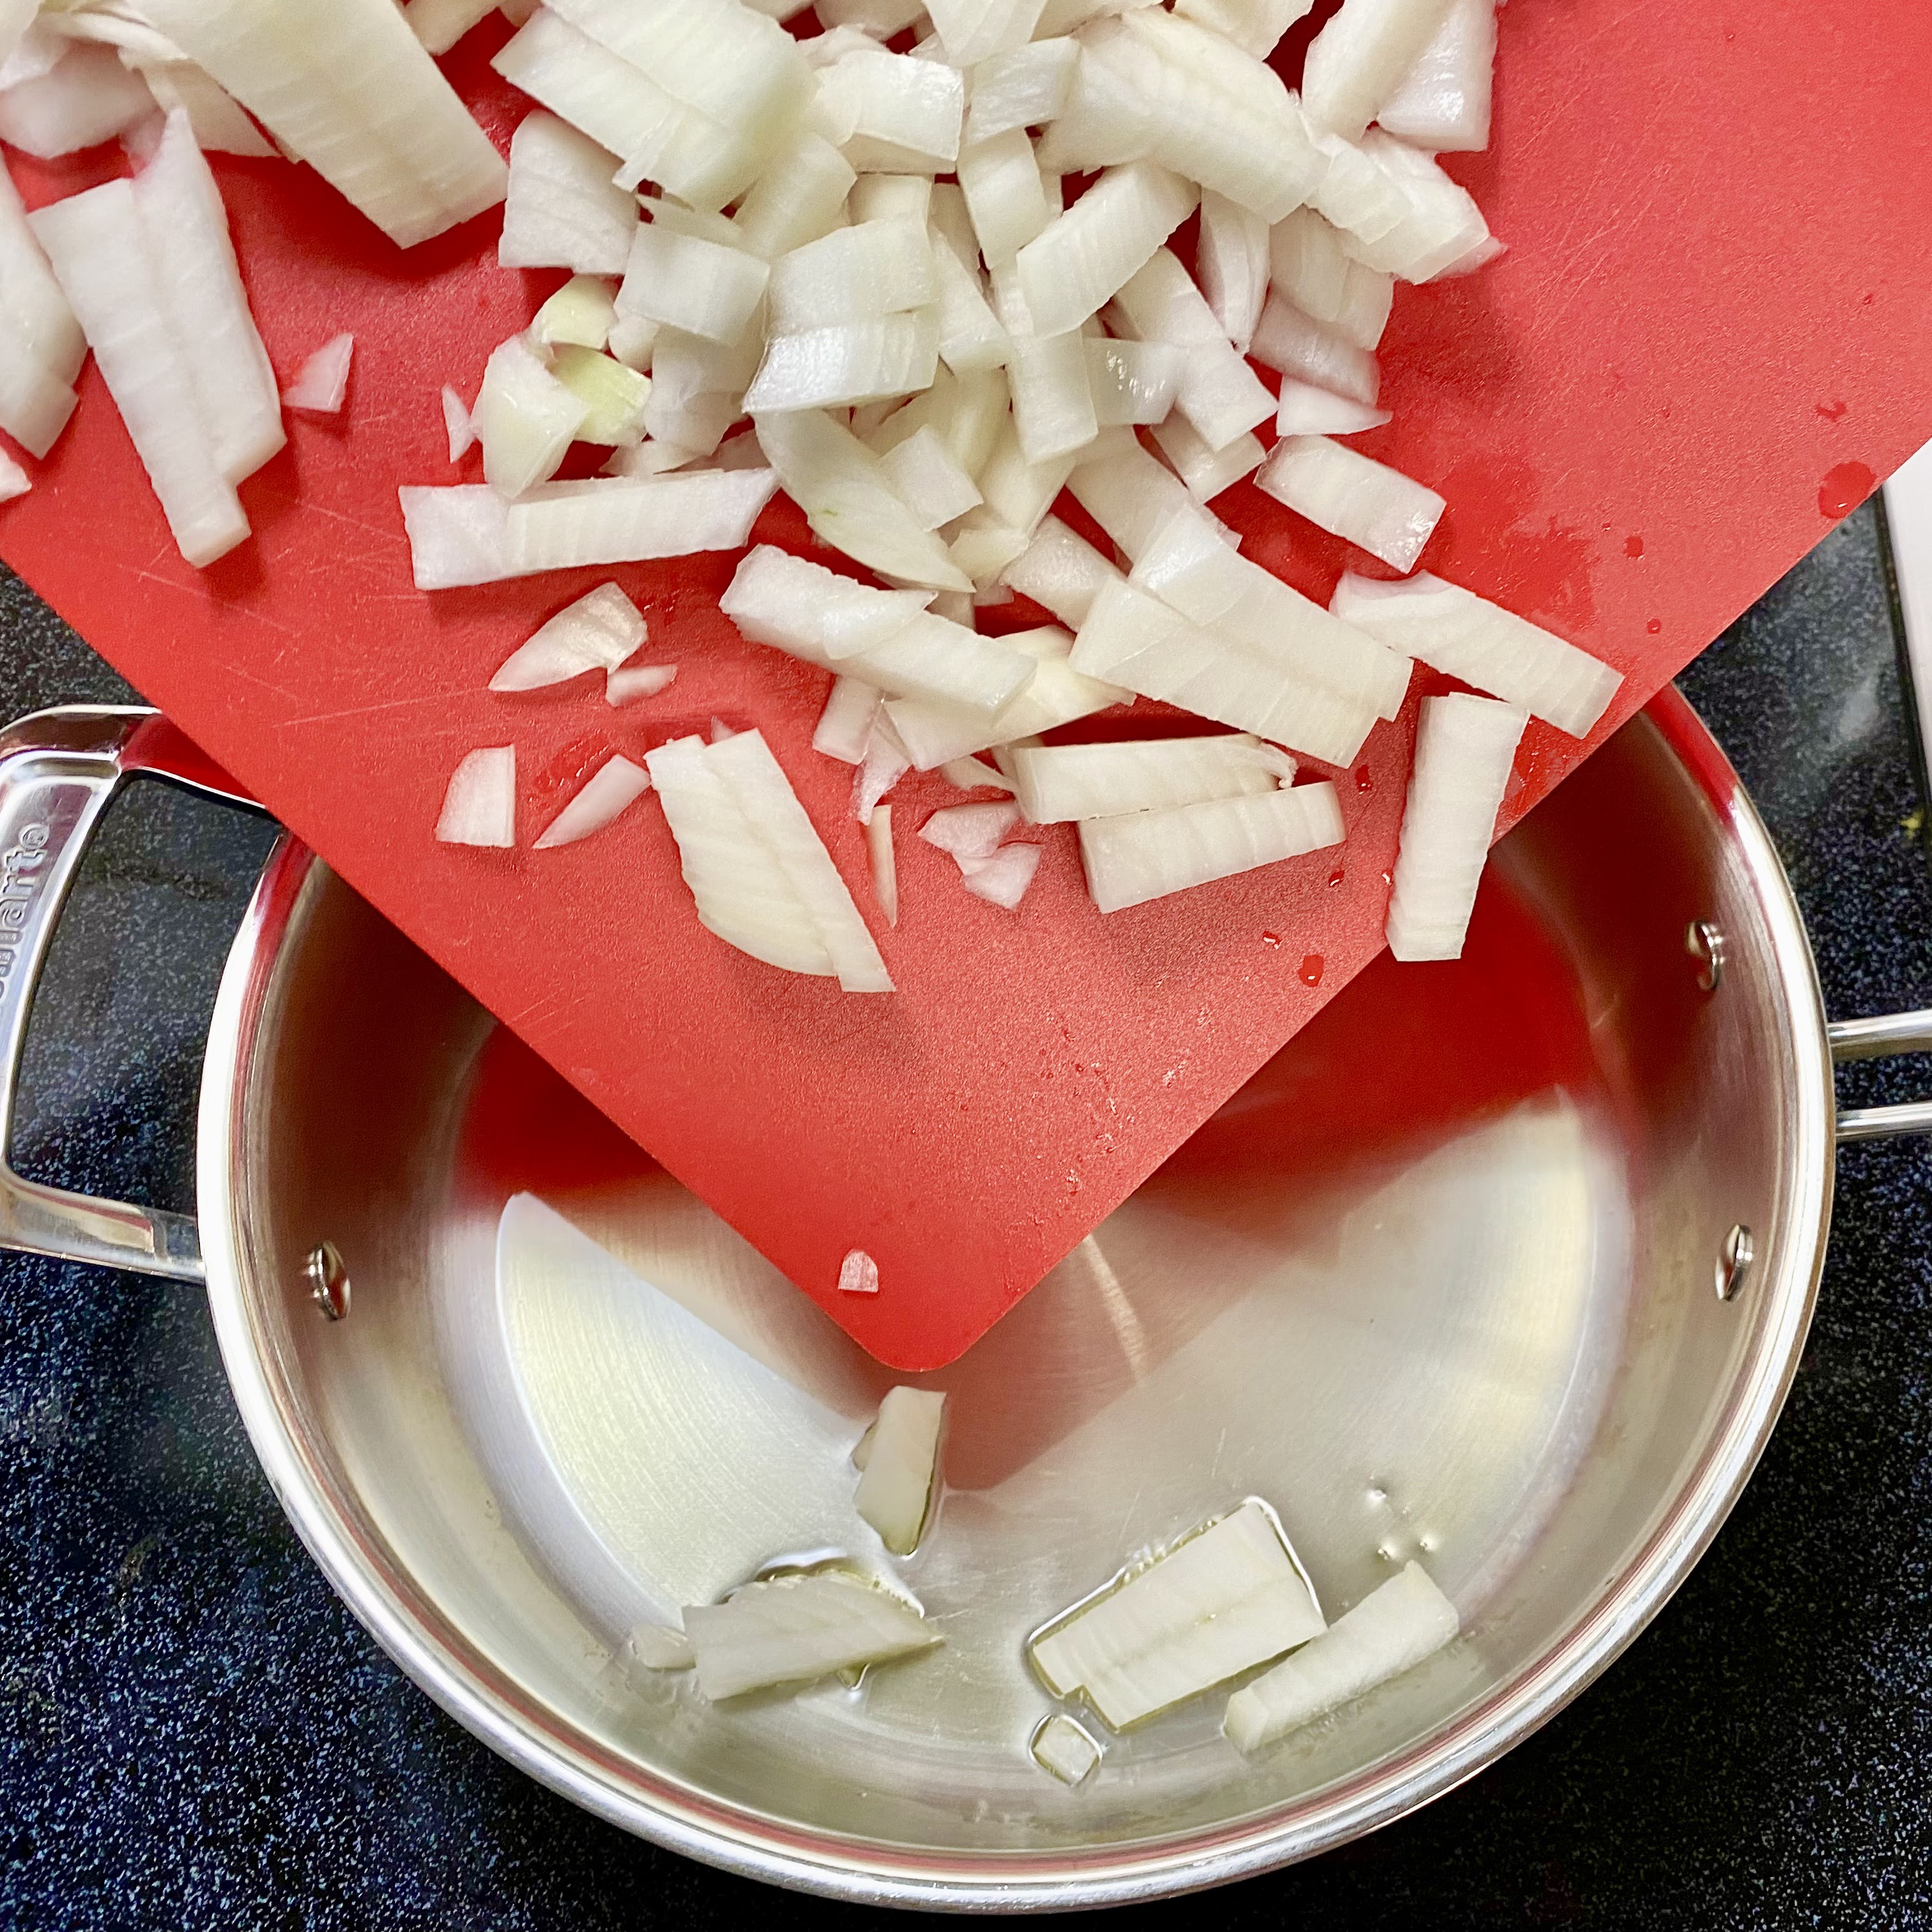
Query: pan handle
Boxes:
[
  {"xmin": 0, "ymin": 705, "xmax": 261, "ymax": 1281},
  {"xmin": 1827, "ymin": 1015, "xmax": 1932, "ymax": 1142}
]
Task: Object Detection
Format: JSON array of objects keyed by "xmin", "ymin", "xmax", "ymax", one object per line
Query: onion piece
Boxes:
[
  {"xmin": 850, "ymin": 174, "xmax": 934, "ymax": 227},
  {"xmin": 399, "ymin": 484, "xmax": 509, "ymax": 588},
  {"xmin": 0, "ymin": 155, "xmax": 83, "ymax": 386},
  {"xmin": 1256, "ymin": 433, "xmax": 1444, "ymax": 572},
  {"xmin": 1031, "ymin": 1713, "xmax": 1103, "ymax": 1786},
  {"xmin": 960, "ymin": 839, "xmax": 1043, "ymax": 908},
  {"xmin": 1274, "ymin": 378, "xmax": 1390, "ymax": 438},
  {"xmin": 721, "ymin": 546, "xmax": 937, "ymax": 663},
  {"xmin": 769, "ymin": 217, "xmax": 937, "ymax": 331},
  {"xmin": 1331, "ymin": 569, "xmax": 1623, "ymax": 737},
  {"xmin": 746, "ymin": 311, "xmax": 939, "ymax": 413},
  {"xmin": 866, "ymin": 802, "xmax": 899, "ymax": 925},
  {"xmin": 1385, "ymin": 691, "xmax": 1526, "ymax": 960},
  {"xmin": 0, "ymin": 445, "xmax": 28, "ymax": 503},
  {"xmin": 441, "ymin": 385, "xmax": 476, "ymax": 461},
  {"xmin": 976, "ymin": 419, "xmax": 1075, "ymax": 537},
  {"xmin": 549, "ymin": 344, "xmax": 651, "ymax": 445},
  {"xmin": 958, "ymin": 126, "xmax": 1052, "ymax": 268},
  {"xmin": 1129, "ymin": 508, "xmax": 1412, "ymax": 717},
  {"xmin": 852, "ymin": 717, "xmax": 910, "ymax": 825},
  {"xmin": 1172, "ymin": 0, "xmax": 1312, "ymax": 56},
  {"xmin": 731, "ymin": 130, "xmax": 856, "ymax": 259},
  {"xmin": 921, "ymin": 800, "xmax": 1023, "ymax": 859},
  {"xmin": 1000, "ymin": 512, "xmax": 1125, "ymax": 627},
  {"xmin": 754, "ymin": 408, "xmax": 973, "ymax": 591},
  {"xmin": 606, "ymin": 662, "xmax": 676, "ymax": 705},
  {"xmin": 1015, "ymin": 161, "xmax": 1197, "ymax": 339},
  {"xmin": 0, "ymin": 0, "xmax": 36, "ymax": 73},
  {"xmin": 1011, "ymin": 733, "xmax": 1288, "ymax": 823},
  {"xmin": 1250, "ymin": 293, "xmax": 1381, "ymax": 409},
  {"xmin": 623, "ymin": 1623, "xmax": 696, "ymax": 1673},
  {"xmin": 403, "ymin": 0, "xmax": 498, "ymax": 56},
  {"xmin": 533, "ymin": 753, "xmax": 650, "ymax": 849},
  {"xmin": 1147, "ymin": 415, "xmax": 1263, "ymax": 503},
  {"xmin": 708, "ymin": 728, "xmax": 894, "ymax": 993},
  {"xmin": 1314, "ymin": 127, "xmax": 1491, "ymax": 283},
  {"xmin": 132, "ymin": 59, "xmax": 275, "ymax": 159},
  {"xmin": 853, "ymin": 1386, "xmax": 945, "ymax": 1554},
  {"xmin": 1225, "ymin": 1561, "xmax": 1459, "ymax": 1752},
  {"xmin": 965, "ymin": 36, "xmax": 1077, "ymax": 143},
  {"xmin": 1029, "ymin": 1498, "xmax": 1325, "ymax": 1728},
  {"xmin": 924, "ymin": 0, "xmax": 1046, "ymax": 65},
  {"xmin": 1084, "ymin": 337, "xmax": 1181, "ymax": 428},
  {"xmin": 282, "ymin": 332, "xmax": 354, "ymax": 415},
  {"xmin": 617, "ymin": 221, "xmax": 770, "ymax": 348},
  {"xmin": 683, "ymin": 1570, "xmax": 940, "ymax": 1701},
  {"xmin": 882, "ymin": 424, "xmax": 984, "ymax": 529},
  {"xmin": 930, "ymin": 238, "xmax": 1013, "ymax": 376},
  {"xmin": 941, "ymin": 755, "xmax": 1013, "ymax": 792},
  {"xmin": 436, "ymin": 745, "xmax": 516, "ymax": 848},
  {"xmin": 644, "ymin": 733, "xmax": 836, "ymax": 977},
  {"xmin": 1108, "ymin": 248, "xmax": 1275, "ymax": 452},
  {"xmin": 1378, "ymin": 0, "xmax": 1494, "ymax": 151},
  {"xmin": 0, "ymin": 42, "xmax": 153, "ymax": 157},
  {"xmin": 820, "ymin": 47, "xmax": 965, "ymax": 172},
  {"xmin": 474, "ymin": 333, "xmax": 589, "ymax": 499},
  {"xmin": 1000, "ymin": 316, "xmax": 1098, "ymax": 466},
  {"xmin": 534, "ymin": 275, "xmax": 619, "ymax": 351},
  {"xmin": 1070, "ymin": 581, "xmax": 1377, "ymax": 767},
  {"xmin": 500, "ymin": 111, "xmax": 637, "ymax": 277},
  {"xmin": 1193, "ymin": 189, "xmax": 1269, "ymax": 355},
  {"xmin": 142, "ymin": 0, "xmax": 507, "ymax": 247},
  {"xmin": 641, "ymin": 326, "xmax": 756, "ymax": 457},
  {"xmin": 500, "ymin": 468, "xmax": 779, "ymax": 573},
  {"xmin": 814, "ymin": 673, "xmax": 885, "ymax": 763},
  {"xmin": 606, "ymin": 314, "xmax": 659, "ymax": 372},
  {"xmin": 1302, "ymin": 0, "xmax": 1457, "ymax": 142},
  {"xmin": 492, "ymin": 581, "xmax": 646, "ymax": 691},
  {"xmin": 1066, "ymin": 429, "xmax": 1211, "ymax": 562},
  {"xmin": 838, "ymin": 1247, "xmax": 881, "ymax": 1294}
]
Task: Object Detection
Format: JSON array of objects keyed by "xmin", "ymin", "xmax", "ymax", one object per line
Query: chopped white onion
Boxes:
[
  {"xmin": 404, "ymin": 0, "xmax": 500, "ymax": 57},
  {"xmin": 958, "ymin": 126, "xmax": 1052, "ymax": 268},
  {"xmin": 853, "ymin": 1386, "xmax": 946, "ymax": 1554},
  {"xmin": 820, "ymin": 47, "xmax": 965, "ymax": 172},
  {"xmin": 474, "ymin": 332, "xmax": 588, "ymax": 498},
  {"xmin": 132, "ymin": 59, "xmax": 275, "ymax": 159},
  {"xmin": 941, "ymin": 754, "xmax": 1013, "ymax": 791},
  {"xmin": 641, "ymin": 326, "xmax": 756, "ymax": 456},
  {"xmin": 549, "ymin": 344, "xmax": 651, "ymax": 445},
  {"xmin": 499, "ymin": 468, "xmax": 779, "ymax": 573},
  {"xmin": 814, "ymin": 673, "xmax": 885, "ymax": 763},
  {"xmin": 1029, "ymin": 1499, "xmax": 1326, "ymax": 1728},
  {"xmin": 1378, "ymin": 0, "xmax": 1496, "ymax": 151},
  {"xmin": 852, "ymin": 714, "xmax": 912, "ymax": 822},
  {"xmin": 1000, "ymin": 317, "xmax": 1098, "ymax": 466},
  {"xmin": 606, "ymin": 314, "xmax": 659, "ymax": 372},
  {"xmin": 1147, "ymin": 415, "xmax": 1262, "ymax": 503},
  {"xmin": 965, "ymin": 36, "xmax": 1078, "ymax": 143},
  {"xmin": 617, "ymin": 221, "xmax": 770, "ymax": 347},
  {"xmin": 436, "ymin": 745, "xmax": 516, "ymax": 848},
  {"xmin": 1172, "ymin": 0, "xmax": 1312, "ymax": 57},
  {"xmin": 925, "ymin": 0, "xmax": 1046, "ymax": 65},
  {"xmin": 1031, "ymin": 1712, "xmax": 1103, "ymax": 1786},
  {"xmin": 623, "ymin": 1622, "xmax": 696, "ymax": 1673},
  {"xmin": 1194, "ymin": 189, "xmax": 1270, "ymax": 355},
  {"xmin": 399, "ymin": 484, "xmax": 509, "ymax": 588},
  {"xmin": 492, "ymin": 581, "xmax": 647, "ymax": 691},
  {"xmin": 1084, "ymin": 337, "xmax": 1181, "ymax": 428},
  {"xmin": 1302, "ymin": 0, "xmax": 1457, "ymax": 142},
  {"xmin": 1000, "ymin": 512, "xmax": 1124, "ymax": 627},
  {"xmin": 1108, "ymin": 248, "xmax": 1274, "ymax": 452},
  {"xmin": 534, "ymin": 277, "xmax": 619, "ymax": 352},
  {"xmin": 882, "ymin": 424, "xmax": 984, "ymax": 529},
  {"xmin": 946, "ymin": 509, "xmax": 1029, "ymax": 585},
  {"xmin": 1011, "ymin": 733, "xmax": 1288, "ymax": 823},
  {"xmin": 1385, "ymin": 690, "xmax": 1525, "ymax": 959},
  {"xmin": 1274, "ymin": 378, "xmax": 1390, "ymax": 438},
  {"xmin": 722, "ymin": 546, "xmax": 937, "ymax": 664},
  {"xmin": 142, "ymin": 0, "xmax": 507, "ymax": 247},
  {"xmin": 976, "ymin": 418, "xmax": 1073, "ymax": 535},
  {"xmin": 1070, "ymin": 580, "xmax": 1377, "ymax": 766},
  {"xmin": 754, "ymin": 408, "xmax": 972, "ymax": 590},
  {"xmin": 1315, "ymin": 127, "xmax": 1491, "ymax": 283},
  {"xmin": 837, "ymin": 1246, "xmax": 881, "ymax": 1294},
  {"xmin": 0, "ymin": 0, "xmax": 39, "ymax": 74},
  {"xmin": 1225, "ymin": 1561, "xmax": 1459, "ymax": 1753},
  {"xmin": 1250, "ymin": 294, "xmax": 1381, "ymax": 410},
  {"xmin": 960, "ymin": 839, "xmax": 1042, "ymax": 908},
  {"xmin": 1331, "ymin": 569, "xmax": 1623, "ymax": 737},
  {"xmin": 746, "ymin": 311, "xmax": 939, "ymax": 413},
  {"xmin": 930, "ymin": 238, "xmax": 1013, "ymax": 375},
  {"xmin": 0, "ymin": 160, "xmax": 82, "ymax": 459},
  {"xmin": 500, "ymin": 112, "xmax": 637, "ymax": 276},
  {"xmin": 866, "ymin": 801, "xmax": 899, "ymax": 925},
  {"xmin": 282, "ymin": 332, "xmax": 354, "ymax": 414},
  {"xmin": 606, "ymin": 661, "xmax": 677, "ymax": 705},
  {"xmin": 732, "ymin": 130, "xmax": 856, "ymax": 259},
  {"xmin": 1015, "ymin": 161, "xmax": 1197, "ymax": 339},
  {"xmin": 0, "ymin": 41, "xmax": 153, "ymax": 157},
  {"xmin": 441, "ymin": 385, "xmax": 477, "ymax": 462},
  {"xmin": 533, "ymin": 753, "xmax": 650, "ymax": 848},
  {"xmin": 850, "ymin": 174, "xmax": 933, "ymax": 227},
  {"xmin": 683, "ymin": 1570, "xmax": 940, "ymax": 1701},
  {"xmin": 769, "ymin": 217, "xmax": 935, "ymax": 332},
  {"xmin": 921, "ymin": 800, "xmax": 1023, "ymax": 858},
  {"xmin": 1257, "ymin": 433, "xmax": 1444, "ymax": 572},
  {"xmin": 1067, "ymin": 429, "xmax": 1218, "ymax": 562},
  {"xmin": 0, "ymin": 445, "xmax": 28, "ymax": 503}
]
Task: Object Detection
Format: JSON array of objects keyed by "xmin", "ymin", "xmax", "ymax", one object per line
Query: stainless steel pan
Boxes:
[{"xmin": 0, "ymin": 677, "xmax": 1924, "ymax": 1912}]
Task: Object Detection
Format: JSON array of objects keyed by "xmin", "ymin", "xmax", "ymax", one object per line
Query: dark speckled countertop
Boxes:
[{"xmin": 3, "ymin": 511, "xmax": 1931, "ymax": 1929}]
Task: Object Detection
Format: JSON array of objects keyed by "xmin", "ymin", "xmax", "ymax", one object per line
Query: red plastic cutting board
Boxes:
[{"xmin": 4, "ymin": 4, "xmax": 1931, "ymax": 1368}]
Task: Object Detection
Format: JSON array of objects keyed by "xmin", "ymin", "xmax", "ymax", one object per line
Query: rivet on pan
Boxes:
[
  {"xmin": 1715, "ymin": 1223, "xmax": 1754, "ymax": 1303},
  {"xmin": 305, "ymin": 1241, "xmax": 351, "ymax": 1321},
  {"xmin": 1686, "ymin": 920, "xmax": 1726, "ymax": 992}
]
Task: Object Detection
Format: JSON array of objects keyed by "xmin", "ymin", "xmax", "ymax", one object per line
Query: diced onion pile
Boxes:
[{"xmin": 0, "ymin": 0, "xmax": 1625, "ymax": 987}]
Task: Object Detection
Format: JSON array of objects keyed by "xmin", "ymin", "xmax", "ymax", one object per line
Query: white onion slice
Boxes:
[
  {"xmin": 1108, "ymin": 248, "xmax": 1274, "ymax": 452},
  {"xmin": 1066, "ymin": 430, "xmax": 1210, "ymax": 562},
  {"xmin": 853, "ymin": 1386, "xmax": 945, "ymax": 1554},
  {"xmin": 1000, "ymin": 319, "xmax": 1098, "ymax": 467},
  {"xmin": 838, "ymin": 1247, "xmax": 881, "ymax": 1294},
  {"xmin": 1275, "ymin": 378, "xmax": 1390, "ymax": 438},
  {"xmin": 1250, "ymin": 294, "xmax": 1381, "ymax": 410},
  {"xmin": 0, "ymin": 155, "xmax": 83, "ymax": 390},
  {"xmin": 1378, "ymin": 0, "xmax": 1495, "ymax": 151},
  {"xmin": 399, "ymin": 484, "xmax": 509, "ymax": 588},
  {"xmin": 1172, "ymin": 0, "xmax": 1312, "ymax": 57},
  {"xmin": 1071, "ymin": 581, "xmax": 1376, "ymax": 767},
  {"xmin": 960, "ymin": 839, "xmax": 1042, "ymax": 908},
  {"xmin": 617, "ymin": 220, "xmax": 770, "ymax": 348},
  {"xmin": 132, "ymin": 59, "xmax": 275, "ymax": 159},
  {"xmin": 142, "ymin": 0, "xmax": 507, "ymax": 247},
  {"xmin": 721, "ymin": 546, "xmax": 936, "ymax": 663},
  {"xmin": 1011, "ymin": 733, "xmax": 1287, "ymax": 823},
  {"xmin": 1331, "ymin": 569, "xmax": 1623, "ymax": 737},
  {"xmin": 1130, "ymin": 508, "xmax": 1412, "ymax": 717},
  {"xmin": 607, "ymin": 662, "xmax": 677, "ymax": 705},
  {"xmin": 533, "ymin": 753, "xmax": 650, "ymax": 849},
  {"xmin": 1385, "ymin": 691, "xmax": 1526, "ymax": 960},
  {"xmin": 1147, "ymin": 415, "xmax": 1262, "ymax": 503},
  {"xmin": 820, "ymin": 47, "xmax": 965, "ymax": 172},
  {"xmin": 606, "ymin": 314, "xmax": 659, "ymax": 372},
  {"xmin": 1315, "ymin": 128, "xmax": 1491, "ymax": 284},
  {"xmin": 921, "ymin": 800, "xmax": 1023, "ymax": 858},
  {"xmin": 1257, "ymin": 434, "xmax": 1444, "ymax": 572},
  {"xmin": 850, "ymin": 175, "xmax": 933, "ymax": 227},
  {"xmin": 769, "ymin": 216, "xmax": 936, "ymax": 330},
  {"xmin": 732, "ymin": 130, "xmax": 856, "ymax": 259},
  {"xmin": 866, "ymin": 802, "xmax": 899, "ymax": 926},
  {"xmin": 500, "ymin": 112, "xmax": 637, "ymax": 276},
  {"xmin": 755, "ymin": 409, "xmax": 972, "ymax": 591},
  {"xmin": 0, "ymin": 0, "xmax": 36, "ymax": 73},
  {"xmin": 852, "ymin": 717, "xmax": 910, "ymax": 824},
  {"xmin": 500, "ymin": 469, "xmax": 779, "ymax": 574},
  {"xmin": 491, "ymin": 581, "xmax": 647, "ymax": 691},
  {"xmin": 644, "ymin": 733, "xmax": 836, "ymax": 977},
  {"xmin": 746, "ymin": 311, "xmax": 939, "ymax": 413},
  {"xmin": 474, "ymin": 332, "xmax": 588, "ymax": 499},
  {"xmin": 942, "ymin": 755, "xmax": 1013, "ymax": 792},
  {"xmin": 282, "ymin": 332, "xmax": 354, "ymax": 414},
  {"xmin": 436, "ymin": 745, "xmax": 516, "ymax": 848},
  {"xmin": 814, "ymin": 673, "xmax": 885, "ymax": 763},
  {"xmin": 1084, "ymin": 337, "xmax": 1181, "ymax": 428},
  {"xmin": 1015, "ymin": 161, "xmax": 1197, "ymax": 339},
  {"xmin": 641, "ymin": 326, "xmax": 755, "ymax": 457},
  {"xmin": 965, "ymin": 35, "xmax": 1077, "ymax": 143},
  {"xmin": 930, "ymin": 238, "xmax": 1013, "ymax": 376},
  {"xmin": 0, "ymin": 42, "xmax": 153, "ymax": 157},
  {"xmin": 0, "ymin": 445, "xmax": 28, "ymax": 503},
  {"xmin": 441, "ymin": 385, "xmax": 476, "ymax": 462},
  {"xmin": 404, "ymin": 0, "xmax": 499, "ymax": 56},
  {"xmin": 1194, "ymin": 188, "xmax": 1269, "ymax": 354},
  {"xmin": 958, "ymin": 126, "xmax": 1052, "ymax": 268},
  {"xmin": 624, "ymin": 1623, "xmax": 696, "ymax": 1673},
  {"xmin": 881, "ymin": 424, "xmax": 983, "ymax": 529},
  {"xmin": 1000, "ymin": 513, "xmax": 1125, "ymax": 627},
  {"xmin": 1029, "ymin": 1499, "xmax": 1325, "ymax": 1728},
  {"xmin": 1031, "ymin": 1713, "xmax": 1103, "ymax": 1786},
  {"xmin": 924, "ymin": 0, "xmax": 1046, "ymax": 65},
  {"xmin": 684, "ymin": 1570, "xmax": 940, "ymax": 1701},
  {"xmin": 977, "ymin": 420, "xmax": 1075, "ymax": 536},
  {"xmin": 1302, "ymin": 0, "xmax": 1457, "ymax": 142},
  {"xmin": 1224, "ymin": 1561, "xmax": 1459, "ymax": 1752},
  {"xmin": 549, "ymin": 344, "xmax": 651, "ymax": 445}
]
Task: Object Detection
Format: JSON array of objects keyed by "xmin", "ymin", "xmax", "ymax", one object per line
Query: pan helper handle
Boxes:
[{"xmin": 0, "ymin": 706, "xmax": 259, "ymax": 1278}]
